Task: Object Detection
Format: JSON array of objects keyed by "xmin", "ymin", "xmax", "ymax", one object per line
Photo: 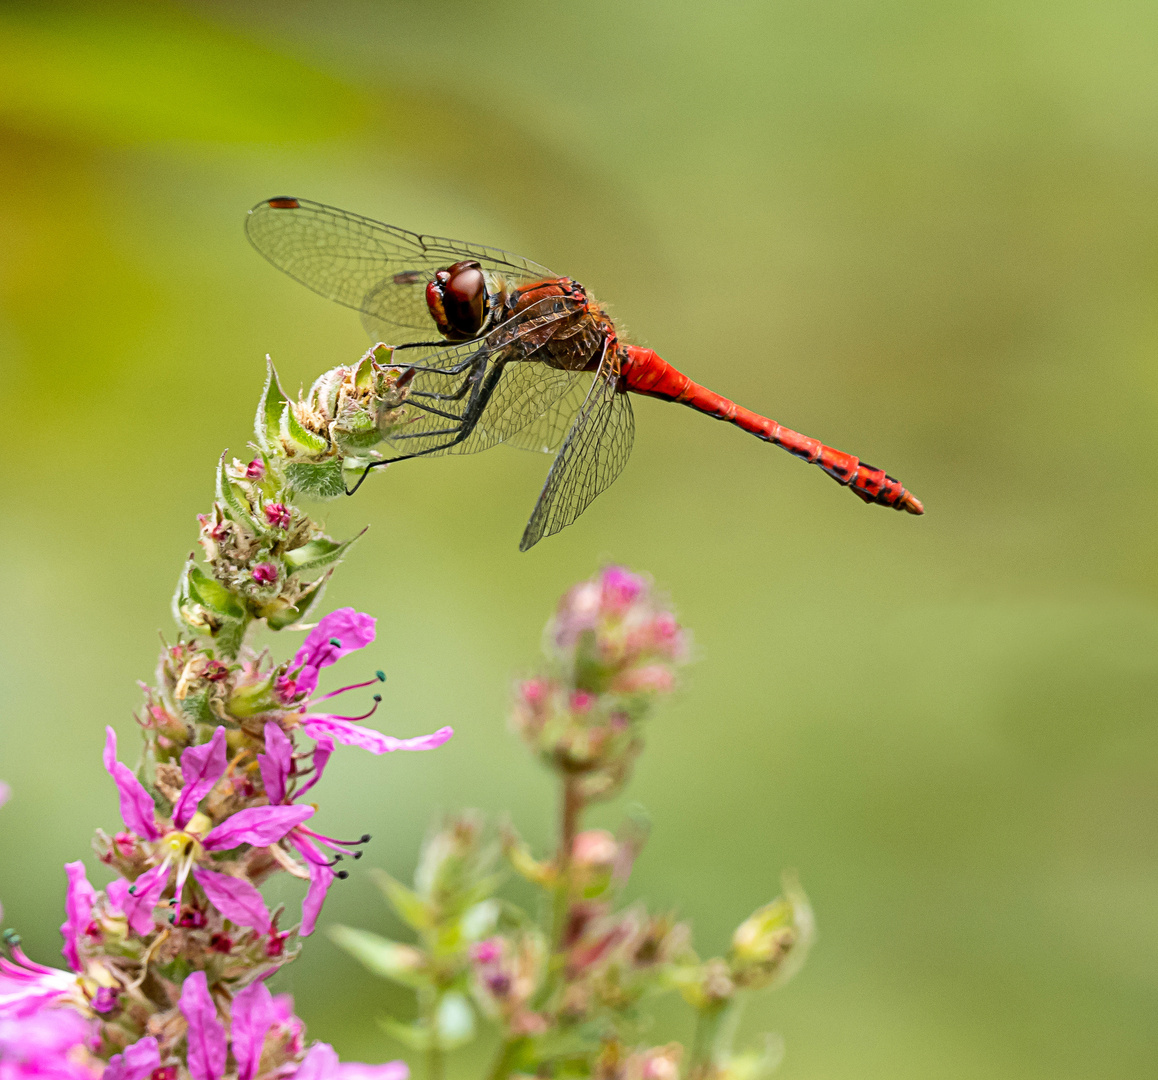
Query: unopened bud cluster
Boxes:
[{"xmin": 512, "ymin": 567, "xmax": 688, "ymax": 800}]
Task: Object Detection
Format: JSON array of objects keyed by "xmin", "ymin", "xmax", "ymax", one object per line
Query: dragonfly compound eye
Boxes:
[{"xmin": 425, "ymin": 260, "xmax": 488, "ymax": 340}]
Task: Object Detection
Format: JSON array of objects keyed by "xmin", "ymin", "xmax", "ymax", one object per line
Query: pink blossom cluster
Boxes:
[
  {"xmin": 0, "ymin": 608, "xmax": 451, "ymax": 1080},
  {"xmin": 511, "ymin": 567, "xmax": 687, "ymax": 790}
]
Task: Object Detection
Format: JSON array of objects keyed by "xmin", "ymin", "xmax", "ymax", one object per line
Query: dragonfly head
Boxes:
[{"xmin": 426, "ymin": 260, "xmax": 489, "ymax": 340}]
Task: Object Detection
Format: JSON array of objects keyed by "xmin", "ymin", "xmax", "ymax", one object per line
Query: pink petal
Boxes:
[
  {"xmin": 295, "ymin": 737, "xmax": 334, "ymax": 799},
  {"xmin": 231, "ymin": 980, "xmax": 275, "ymax": 1080},
  {"xmin": 302, "ymin": 719, "xmax": 454, "ymax": 756},
  {"xmin": 103, "ymin": 1035, "xmax": 160, "ymax": 1080},
  {"xmin": 337, "ymin": 1064, "xmax": 409, "ymax": 1080},
  {"xmin": 173, "ymin": 727, "xmax": 228, "ymax": 829},
  {"xmin": 257, "ymin": 722, "xmax": 293, "ymax": 805},
  {"xmin": 192, "ymin": 869, "xmax": 271, "ymax": 934},
  {"xmin": 102, "ymin": 728, "xmax": 161, "ymax": 841},
  {"xmin": 109, "ymin": 863, "xmax": 169, "ymax": 938},
  {"xmin": 290, "ymin": 609, "xmax": 376, "ymax": 698},
  {"xmin": 294, "ymin": 1042, "xmax": 340, "ymax": 1080},
  {"xmin": 289, "ymin": 834, "xmax": 333, "ymax": 938},
  {"xmin": 179, "ymin": 971, "xmax": 226, "ymax": 1080},
  {"xmin": 0, "ymin": 782, "xmax": 9, "ymax": 809},
  {"xmin": 61, "ymin": 862, "xmax": 96, "ymax": 972},
  {"xmin": 202, "ymin": 804, "xmax": 314, "ymax": 851}
]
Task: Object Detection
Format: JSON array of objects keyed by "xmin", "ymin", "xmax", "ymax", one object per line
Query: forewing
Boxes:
[
  {"xmin": 519, "ymin": 347, "xmax": 635, "ymax": 551},
  {"xmin": 246, "ymin": 197, "xmax": 555, "ymax": 344}
]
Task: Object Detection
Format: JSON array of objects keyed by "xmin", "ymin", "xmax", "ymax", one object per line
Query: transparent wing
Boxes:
[
  {"xmin": 383, "ymin": 296, "xmax": 600, "ymax": 458},
  {"xmin": 246, "ymin": 197, "xmax": 556, "ymax": 344},
  {"xmin": 504, "ymin": 374, "xmax": 594, "ymax": 454},
  {"xmin": 519, "ymin": 344, "xmax": 635, "ymax": 551}
]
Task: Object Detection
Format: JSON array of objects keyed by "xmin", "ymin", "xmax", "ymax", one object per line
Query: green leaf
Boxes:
[
  {"xmin": 284, "ymin": 460, "xmax": 345, "ymax": 499},
  {"xmin": 213, "ymin": 617, "xmax": 249, "ymax": 660},
  {"xmin": 379, "ymin": 1019, "xmax": 432, "ymax": 1052},
  {"xmin": 378, "ymin": 996, "xmax": 475, "ymax": 1053},
  {"xmin": 186, "ymin": 567, "xmax": 246, "ymax": 619},
  {"xmin": 354, "ymin": 350, "xmax": 376, "ymax": 389},
  {"xmin": 370, "ymin": 869, "xmax": 432, "ymax": 932},
  {"xmin": 177, "ymin": 688, "xmax": 217, "ymax": 726},
  {"xmin": 283, "ymin": 529, "xmax": 365, "ymax": 575},
  {"xmin": 328, "ymin": 926, "xmax": 427, "ymax": 988},
  {"xmin": 255, "ymin": 358, "xmax": 288, "ymax": 453},
  {"xmin": 280, "ymin": 401, "xmax": 328, "ymax": 455},
  {"xmin": 265, "ymin": 574, "xmax": 330, "ymax": 631},
  {"xmin": 215, "ymin": 453, "xmax": 259, "ymax": 528}
]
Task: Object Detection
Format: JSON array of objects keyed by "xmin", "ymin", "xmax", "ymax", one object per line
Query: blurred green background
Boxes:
[{"xmin": 2, "ymin": 1, "xmax": 1157, "ymax": 1076}]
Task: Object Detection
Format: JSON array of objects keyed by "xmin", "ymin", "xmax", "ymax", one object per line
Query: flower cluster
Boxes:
[
  {"xmin": 512, "ymin": 567, "xmax": 688, "ymax": 800},
  {"xmin": 337, "ymin": 567, "xmax": 813, "ymax": 1080}
]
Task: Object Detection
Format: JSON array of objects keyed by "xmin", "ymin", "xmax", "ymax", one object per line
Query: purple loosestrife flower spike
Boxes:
[
  {"xmin": 179, "ymin": 971, "xmax": 227, "ymax": 1080},
  {"xmin": 231, "ymin": 981, "xmax": 275, "ymax": 1080},
  {"xmin": 173, "ymin": 726, "xmax": 228, "ymax": 829},
  {"xmin": 106, "ymin": 863, "xmax": 169, "ymax": 937},
  {"xmin": 191, "ymin": 868, "xmax": 271, "ymax": 935},
  {"xmin": 103, "ymin": 1035, "xmax": 161, "ymax": 1080},
  {"xmin": 61, "ymin": 862, "xmax": 96, "ymax": 972},
  {"xmin": 334, "ymin": 1065, "xmax": 409, "ymax": 1080},
  {"xmin": 201, "ymin": 804, "xmax": 313, "ymax": 851},
  {"xmin": 102, "ymin": 728, "xmax": 161, "ymax": 841}
]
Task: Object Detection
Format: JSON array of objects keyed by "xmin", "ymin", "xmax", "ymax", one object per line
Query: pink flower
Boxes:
[
  {"xmin": 252, "ymin": 563, "xmax": 279, "ymax": 585},
  {"xmin": 264, "ymin": 503, "xmax": 291, "ymax": 529},
  {"xmin": 0, "ymin": 947, "xmax": 78, "ymax": 1019},
  {"xmin": 277, "ymin": 609, "xmax": 454, "ymax": 759},
  {"xmin": 245, "ymin": 459, "xmax": 265, "ymax": 479},
  {"xmin": 0, "ymin": 1004, "xmax": 98, "ymax": 1079},
  {"xmin": 278, "ymin": 609, "xmax": 378, "ymax": 701},
  {"xmin": 103, "ymin": 725, "xmax": 311, "ymax": 931}
]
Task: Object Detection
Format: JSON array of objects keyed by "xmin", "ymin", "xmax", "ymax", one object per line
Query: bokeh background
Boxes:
[{"xmin": 2, "ymin": 1, "xmax": 1157, "ymax": 1076}]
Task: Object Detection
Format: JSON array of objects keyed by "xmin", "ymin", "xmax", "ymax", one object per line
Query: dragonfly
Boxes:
[{"xmin": 246, "ymin": 197, "xmax": 924, "ymax": 550}]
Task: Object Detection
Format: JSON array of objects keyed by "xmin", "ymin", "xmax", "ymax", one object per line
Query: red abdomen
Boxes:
[{"xmin": 619, "ymin": 345, "xmax": 923, "ymax": 514}]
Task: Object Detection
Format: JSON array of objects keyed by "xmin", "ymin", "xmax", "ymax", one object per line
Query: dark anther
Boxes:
[
  {"xmin": 3, "ymin": 929, "xmax": 22, "ymax": 947},
  {"xmin": 329, "ymin": 638, "xmax": 342, "ymax": 648},
  {"xmin": 376, "ymin": 670, "xmax": 386, "ymax": 682},
  {"xmin": 352, "ymin": 851, "xmax": 363, "ymax": 860},
  {"xmin": 373, "ymin": 694, "xmax": 382, "ymax": 703},
  {"xmin": 359, "ymin": 834, "xmax": 371, "ymax": 843},
  {"xmin": 336, "ymin": 870, "xmax": 349, "ymax": 880}
]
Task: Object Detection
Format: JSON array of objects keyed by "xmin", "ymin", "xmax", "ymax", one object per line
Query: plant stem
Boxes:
[
  {"xmin": 484, "ymin": 1037, "xmax": 523, "ymax": 1080},
  {"xmin": 419, "ymin": 986, "xmax": 443, "ymax": 1080},
  {"xmin": 550, "ymin": 772, "xmax": 584, "ymax": 951},
  {"xmin": 688, "ymin": 1000, "xmax": 742, "ymax": 1080}
]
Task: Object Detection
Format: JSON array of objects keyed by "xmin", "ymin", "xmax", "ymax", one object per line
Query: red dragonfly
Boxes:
[{"xmin": 246, "ymin": 197, "xmax": 924, "ymax": 550}]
